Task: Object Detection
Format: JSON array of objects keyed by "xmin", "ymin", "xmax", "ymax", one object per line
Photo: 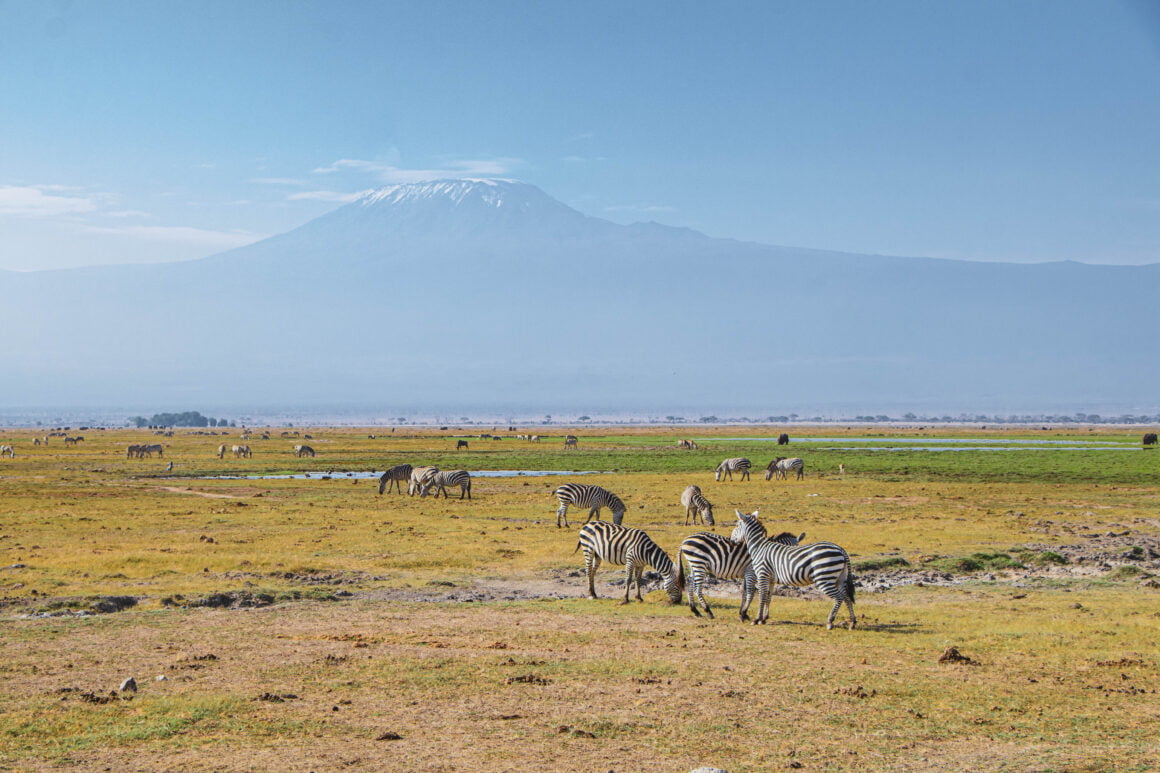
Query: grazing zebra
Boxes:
[
  {"xmin": 563, "ymin": 435, "xmax": 578, "ymax": 450},
  {"xmin": 217, "ymin": 444, "xmax": 226, "ymax": 459},
  {"xmin": 408, "ymin": 466, "xmax": 439, "ymax": 496},
  {"xmin": 231, "ymin": 444, "xmax": 251, "ymax": 458},
  {"xmin": 127, "ymin": 444, "xmax": 143, "ymax": 458},
  {"xmin": 140, "ymin": 444, "xmax": 164, "ymax": 458},
  {"xmin": 734, "ymin": 510, "xmax": 856, "ymax": 630},
  {"xmin": 554, "ymin": 483, "xmax": 625, "ymax": 528},
  {"xmin": 680, "ymin": 485, "xmax": 715, "ymax": 526},
  {"xmin": 574, "ymin": 521, "xmax": 683, "ymax": 605},
  {"xmin": 63, "ymin": 437, "xmax": 78, "ymax": 446},
  {"xmin": 677, "ymin": 439, "xmax": 698, "ymax": 450},
  {"xmin": 378, "ymin": 464, "xmax": 414, "ymax": 495},
  {"xmin": 529, "ymin": 435, "xmax": 540, "ymax": 442},
  {"xmin": 0, "ymin": 445, "xmax": 14, "ymax": 458},
  {"xmin": 293, "ymin": 444, "xmax": 316, "ymax": 458},
  {"xmin": 420, "ymin": 469, "xmax": 472, "ymax": 499},
  {"xmin": 678, "ymin": 528, "xmax": 802, "ymax": 620},
  {"xmin": 765, "ymin": 457, "xmax": 805, "ymax": 481},
  {"xmin": 714, "ymin": 457, "xmax": 751, "ymax": 482},
  {"xmin": 456, "ymin": 439, "xmax": 469, "ymax": 450}
]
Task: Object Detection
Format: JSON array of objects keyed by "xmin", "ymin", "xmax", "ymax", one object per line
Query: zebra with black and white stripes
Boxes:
[
  {"xmin": 420, "ymin": 469, "xmax": 472, "ymax": 499},
  {"xmin": 554, "ymin": 483, "xmax": 626, "ymax": 528},
  {"xmin": 574, "ymin": 521, "xmax": 683, "ymax": 605},
  {"xmin": 714, "ymin": 457, "xmax": 751, "ymax": 482},
  {"xmin": 678, "ymin": 527, "xmax": 803, "ymax": 620},
  {"xmin": 378, "ymin": 464, "xmax": 414, "ymax": 495},
  {"xmin": 765, "ymin": 456, "xmax": 805, "ymax": 481},
  {"xmin": 734, "ymin": 509, "xmax": 856, "ymax": 629},
  {"xmin": 408, "ymin": 466, "xmax": 439, "ymax": 496},
  {"xmin": 680, "ymin": 485, "xmax": 715, "ymax": 526}
]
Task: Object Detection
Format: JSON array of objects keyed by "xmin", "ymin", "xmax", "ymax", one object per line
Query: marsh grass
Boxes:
[{"xmin": 1, "ymin": 425, "xmax": 1158, "ymax": 770}]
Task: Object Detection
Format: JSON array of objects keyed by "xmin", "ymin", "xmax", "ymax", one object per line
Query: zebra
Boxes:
[
  {"xmin": 680, "ymin": 485, "xmax": 715, "ymax": 526},
  {"xmin": 714, "ymin": 457, "xmax": 751, "ymax": 482},
  {"xmin": 231, "ymin": 444, "xmax": 251, "ymax": 458},
  {"xmin": 420, "ymin": 469, "xmax": 472, "ymax": 499},
  {"xmin": 677, "ymin": 439, "xmax": 698, "ymax": 450},
  {"xmin": 378, "ymin": 464, "xmax": 414, "ymax": 495},
  {"xmin": 554, "ymin": 483, "xmax": 625, "ymax": 528},
  {"xmin": 0, "ymin": 445, "xmax": 14, "ymax": 458},
  {"xmin": 141, "ymin": 444, "xmax": 164, "ymax": 458},
  {"xmin": 574, "ymin": 521, "xmax": 683, "ymax": 605},
  {"xmin": 563, "ymin": 435, "xmax": 578, "ymax": 450},
  {"xmin": 127, "ymin": 444, "xmax": 143, "ymax": 458},
  {"xmin": 678, "ymin": 528, "xmax": 803, "ymax": 620},
  {"xmin": 293, "ymin": 444, "xmax": 316, "ymax": 458},
  {"xmin": 765, "ymin": 457, "xmax": 805, "ymax": 481},
  {"xmin": 217, "ymin": 444, "xmax": 226, "ymax": 459},
  {"xmin": 408, "ymin": 466, "xmax": 439, "ymax": 496},
  {"xmin": 733, "ymin": 509, "xmax": 856, "ymax": 630}
]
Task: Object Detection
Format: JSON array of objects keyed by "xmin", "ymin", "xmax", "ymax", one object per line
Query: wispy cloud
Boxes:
[
  {"xmin": 0, "ymin": 185, "xmax": 98, "ymax": 217},
  {"xmin": 106, "ymin": 209, "xmax": 151, "ymax": 218},
  {"xmin": 249, "ymin": 177, "xmax": 307, "ymax": 186},
  {"xmin": 80, "ymin": 224, "xmax": 265, "ymax": 249},
  {"xmin": 311, "ymin": 157, "xmax": 522, "ymax": 183},
  {"xmin": 287, "ymin": 190, "xmax": 372, "ymax": 203}
]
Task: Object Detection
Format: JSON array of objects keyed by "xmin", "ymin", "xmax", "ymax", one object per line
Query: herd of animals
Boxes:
[{"xmin": 7, "ymin": 428, "xmax": 1159, "ymax": 629}]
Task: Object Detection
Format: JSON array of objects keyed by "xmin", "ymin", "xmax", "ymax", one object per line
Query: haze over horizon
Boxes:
[{"xmin": 3, "ymin": 1, "xmax": 1160, "ymax": 271}]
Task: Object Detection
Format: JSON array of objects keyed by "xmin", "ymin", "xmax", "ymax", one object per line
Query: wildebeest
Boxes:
[
  {"xmin": 777, "ymin": 433, "xmax": 790, "ymax": 445},
  {"xmin": 293, "ymin": 444, "xmax": 316, "ymax": 458},
  {"xmin": 457, "ymin": 439, "xmax": 469, "ymax": 450},
  {"xmin": 378, "ymin": 464, "xmax": 414, "ymax": 495},
  {"xmin": 1144, "ymin": 433, "xmax": 1158, "ymax": 448}
]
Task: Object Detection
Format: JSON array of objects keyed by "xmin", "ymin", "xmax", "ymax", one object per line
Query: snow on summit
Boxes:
[{"xmin": 358, "ymin": 178, "xmax": 529, "ymax": 209}]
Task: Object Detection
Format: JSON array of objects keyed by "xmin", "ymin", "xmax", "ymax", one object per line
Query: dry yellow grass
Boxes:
[{"xmin": 1, "ymin": 425, "xmax": 1158, "ymax": 771}]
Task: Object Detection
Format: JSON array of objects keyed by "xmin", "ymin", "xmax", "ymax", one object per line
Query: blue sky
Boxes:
[{"xmin": 2, "ymin": 0, "xmax": 1159, "ymax": 270}]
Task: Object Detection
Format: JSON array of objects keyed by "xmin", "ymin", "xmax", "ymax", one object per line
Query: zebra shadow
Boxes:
[{"xmin": 758, "ymin": 619, "xmax": 925, "ymax": 634}]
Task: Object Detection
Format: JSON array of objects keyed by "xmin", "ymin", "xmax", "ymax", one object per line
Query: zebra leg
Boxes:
[
  {"xmin": 634, "ymin": 566, "xmax": 645, "ymax": 602},
  {"xmin": 845, "ymin": 598, "xmax": 857, "ymax": 629},
  {"xmin": 557, "ymin": 505, "xmax": 569, "ymax": 528},
  {"xmin": 739, "ymin": 568, "xmax": 756, "ymax": 622},
  {"xmin": 586, "ymin": 555, "xmax": 600, "ymax": 598},
  {"xmin": 826, "ymin": 599, "xmax": 841, "ymax": 630},
  {"xmin": 687, "ymin": 576, "xmax": 702, "ymax": 617},
  {"xmin": 619, "ymin": 561, "xmax": 634, "ymax": 605},
  {"xmin": 586, "ymin": 506, "xmax": 599, "ymax": 523},
  {"xmin": 697, "ymin": 580, "xmax": 714, "ymax": 619}
]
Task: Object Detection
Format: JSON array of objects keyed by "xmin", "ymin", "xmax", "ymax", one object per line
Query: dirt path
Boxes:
[{"xmin": 154, "ymin": 485, "xmax": 249, "ymax": 499}]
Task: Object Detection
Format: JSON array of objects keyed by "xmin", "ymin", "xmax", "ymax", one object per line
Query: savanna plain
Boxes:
[{"xmin": 0, "ymin": 425, "xmax": 1158, "ymax": 772}]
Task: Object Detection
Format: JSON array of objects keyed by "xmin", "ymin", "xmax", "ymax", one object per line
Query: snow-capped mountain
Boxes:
[{"xmin": 1, "ymin": 179, "xmax": 1157, "ymax": 412}]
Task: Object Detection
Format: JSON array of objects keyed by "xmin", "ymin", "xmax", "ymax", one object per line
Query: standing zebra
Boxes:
[
  {"xmin": 378, "ymin": 464, "xmax": 413, "ymax": 495},
  {"xmin": 408, "ymin": 466, "xmax": 439, "ymax": 496},
  {"xmin": 563, "ymin": 435, "xmax": 578, "ymax": 450},
  {"xmin": 420, "ymin": 469, "xmax": 472, "ymax": 499},
  {"xmin": 678, "ymin": 528, "xmax": 802, "ymax": 620},
  {"xmin": 554, "ymin": 483, "xmax": 625, "ymax": 528},
  {"xmin": 680, "ymin": 485, "xmax": 715, "ymax": 526},
  {"xmin": 765, "ymin": 457, "xmax": 805, "ymax": 481},
  {"xmin": 734, "ymin": 510, "xmax": 856, "ymax": 630},
  {"xmin": 293, "ymin": 444, "xmax": 316, "ymax": 458},
  {"xmin": 714, "ymin": 457, "xmax": 751, "ymax": 482},
  {"xmin": 574, "ymin": 521, "xmax": 683, "ymax": 605}
]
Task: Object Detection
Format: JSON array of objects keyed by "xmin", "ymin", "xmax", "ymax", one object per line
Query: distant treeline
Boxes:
[
  {"xmin": 658, "ymin": 413, "xmax": 1160, "ymax": 425},
  {"xmin": 129, "ymin": 411, "xmax": 234, "ymax": 428}
]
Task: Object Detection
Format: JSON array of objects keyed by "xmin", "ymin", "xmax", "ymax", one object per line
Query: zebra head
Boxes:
[
  {"xmin": 701, "ymin": 503, "xmax": 715, "ymax": 527},
  {"xmin": 732, "ymin": 509, "xmax": 763, "ymax": 544}
]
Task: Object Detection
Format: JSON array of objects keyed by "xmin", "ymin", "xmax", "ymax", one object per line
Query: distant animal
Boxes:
[
  {"xmin": 0, "ymin": 445, "xmax": 14, "ymax": 458},
  {"xmin": 714, "ymin": 457, "xmax": 751, "ymax": 482},
  {"xmin": 420, "ymin": 470, "xmax": 472, "ymax": 499},
  {"xmin": 457, "ymin": 440, "xmax": 469, "ymax": 450},
  {"xmin": 679, "ymin": 527, "xmax": 802, "ymax": 620},
  {"xmin": 33, "ymin": 438, "xmax": 41, "ymax": 446},
  {"xmin": 777, "ymin": 433, "xmax": 790, "ymax": 445},
  {"xmin": 127, "ymin": 444, "xmax": 143, "ymax": 458},
  {"xmin": 680, "ymin": 485, "xmax": 715, "ymax": 526},
  {"xmin": 677, "ymin": 439, "xmax": 698, "ymax": 450},
  {"xmin": 529, "ymin": 435, "xmax": 540, "ymax": 442},
  {"xmin": 734, "ymin": 510, "xmax": 856, "ymax": 630},
  {"xmin": 574, "ymin": 521, "xmax": 683, "ymax": 605},
  {"xmin": 1144, "ymin": 433, "xmax": 1158, "ymax": 448},
  {"xmin": 765, "ymin": 457, "xmax": 805, "ymax": 481},
  {"xmin": 564, "ymin": 435, "xmax": 578, "ymax": 450},
  {"xmin": 554, "ymin": 483, "xmax": 626, "ymax": 528},
  {"xmin": 217, "ymin": 444, "xmax": 226, "ymax": 459},
  {"xmin": 293, "ymin": 444, "xmax": 316, "ymax": 458},
  {"xmin": 141, "ymin": 444, "xmax": 164, "ymax": 458},
  {"xmin": 232, "ymin": 444, "xmax": 251, "ymax": 458},
  {"xmin": 408, "ymin": 466, "xmax": 439, "ymax": 496},
  {"xmin": 838, "ymin": 463, "xmax": 845, "ymax": 475},
  {"xmin": 165, "ymin": 461, "xmax": 174, "ymax": 472},
  {"xmin": 377, "ymin": 464, "xmax": 414, "ymax": 495},
  {"xmin": 63, "ymin": 437, "xmax": 78, "ymax": 446}
]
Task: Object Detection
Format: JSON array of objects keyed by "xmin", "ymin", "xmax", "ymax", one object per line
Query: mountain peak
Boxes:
[{"xmin": 356, "ymin": 178, "xmax": 544, "ymax": 209}]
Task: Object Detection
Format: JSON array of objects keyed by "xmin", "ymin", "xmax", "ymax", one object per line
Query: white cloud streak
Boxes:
[
  {"xmin": 311, "ymin": 157, "xmax": 522, "ymax": 183},
  {"xmin": 286, "ymin": 190, "xmax": 372, "ymax": 203},
  {"xmin": 0, "ymin": 185, "xmax": 98, "ymax": 217},
  {"xmin": 80, "ymin": 224, "xmax": 265, "ymax": 249}
]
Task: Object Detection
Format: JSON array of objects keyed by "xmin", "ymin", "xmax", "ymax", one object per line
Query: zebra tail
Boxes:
[
  {"xmin": 844, "ymin": 569, "xmax": 856, "ymax": 603},
  {"xmin": 573, "ymin": 538, "xmax": 582, "ymax": 555},
  {"xmin": 677, "ymin": 556, "xmax": 686, "ymax": 589}
]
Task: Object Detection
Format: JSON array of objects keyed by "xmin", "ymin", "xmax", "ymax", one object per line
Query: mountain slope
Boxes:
[{"xmin": 2, "ymin": 179, "xmax": 1156, "ymax": 412}]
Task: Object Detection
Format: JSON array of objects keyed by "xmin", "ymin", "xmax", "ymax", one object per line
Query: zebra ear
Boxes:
[{"xmin": 734, "ymin": 509, "xmax": 744, "ymax": 518}]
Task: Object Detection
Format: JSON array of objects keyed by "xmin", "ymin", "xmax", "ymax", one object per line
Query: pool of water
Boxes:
[{"xmin": 208, "ymin": 469, "xmax": 607, "ymax": 481}]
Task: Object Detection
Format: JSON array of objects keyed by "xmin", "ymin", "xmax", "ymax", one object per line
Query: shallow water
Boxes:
[{"xmin": 207, "ymin": 469, "xmax": 607, "ymax": 481}]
